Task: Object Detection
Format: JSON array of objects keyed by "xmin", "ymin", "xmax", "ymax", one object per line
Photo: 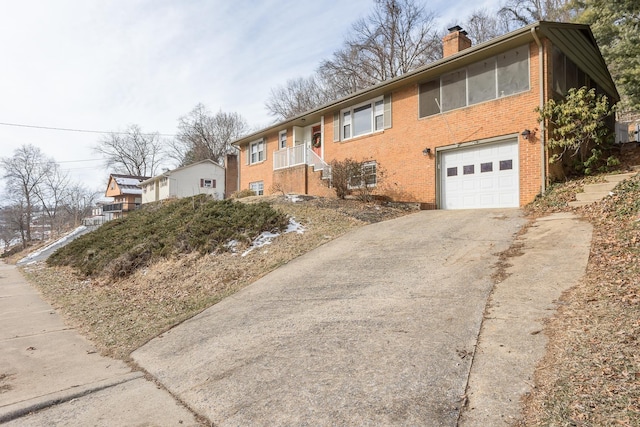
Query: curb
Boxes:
[{"xmin": 0, "ymin": 372, "xmax": 143, "ymax": 423}]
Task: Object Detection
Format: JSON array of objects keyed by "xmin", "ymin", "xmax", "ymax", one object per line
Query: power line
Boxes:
[
  {"xmin": 0, "ymin": 121, "xmax": 176, "ymax": 137},
  {"xmin": 56, "ymin": 158, "xmax": 104, "ymax": 164}
]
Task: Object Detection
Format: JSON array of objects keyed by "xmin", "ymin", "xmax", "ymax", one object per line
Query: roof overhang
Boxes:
[{"xmin": 232, "ymin": 21, "xmax": 618, "ymax": 147}]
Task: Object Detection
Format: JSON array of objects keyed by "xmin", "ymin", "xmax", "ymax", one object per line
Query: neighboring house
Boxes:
[
  {"xmin": 139, "ymin": 159, "xmax": 226, "ymax": 204},
  {"xmin": 83, "ymin": 199, "xmax": 112, "ymax": 226},
  {"xmin": 103, "ymin": 174, "xmax": 150, "ymax": 219},
  {"xmin": 232, "ymin": 21, "xmax": 619, "ymax": 209}
]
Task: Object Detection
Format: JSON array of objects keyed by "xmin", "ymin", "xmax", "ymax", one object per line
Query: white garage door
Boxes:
[{"xmin": 440, "ymin": 139, "xmax": 519, "ymax": 209}]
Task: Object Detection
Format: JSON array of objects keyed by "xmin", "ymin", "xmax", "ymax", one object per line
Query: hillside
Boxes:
[
  {"xmin": 519, "ymin": 171, "xmax": 640, "ymax": 425},
  {"xmin": 17, "ymin": 159, "xmax": 640, "ymax": 424},
  {"xmin": 22, "ymin": 196, "xmax": 414, "ymax": 358}
]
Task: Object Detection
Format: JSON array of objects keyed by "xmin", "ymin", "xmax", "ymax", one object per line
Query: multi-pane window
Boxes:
[
  {"xmin": 342, "ymin": 111, "xmax": 351, "ymax": 139},
  {"xmin": 419, "ymin": 45, "xmax": 530, "ymax": 117},
  {"xmin": 249, "ymin": 181, "xmax": 264, "ymax": 196},
  {"xmin": 552, "ymin": 46, "xmax": 595, "ymax": 96},
  {"xmin": 349, "ymin": 161, "xmax": 377, "ymax": 188},
  {"xmin": 249, "ymin": 139, "xmax": 265, "ymax": 164},
  {"xmin": 279, "ymin": 130, "xmax": 287, "ymax": 149},
  {"xmin": 468, "ymin": 59, "xmax": 496, "ymax": 104},
  {"xmin": 374, "ymin": 100, "xmax": 384, "ymax": 131},
  {"xmin": 201, "ymin": 179, "xmax": 215, "ymax": 188},
  {"xmin": 341, "ymin": 97, "xmax": 385, "ymax": 140}
]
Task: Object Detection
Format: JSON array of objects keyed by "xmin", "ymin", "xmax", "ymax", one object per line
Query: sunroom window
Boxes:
[{"xmin": 419, "ymin": 45, "xmax": 530, "ymax": 118}]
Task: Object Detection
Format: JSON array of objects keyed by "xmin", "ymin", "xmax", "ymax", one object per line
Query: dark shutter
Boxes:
[{"xmin": 383, "ymin": 94, "xmax": 392, "ymax": 129}]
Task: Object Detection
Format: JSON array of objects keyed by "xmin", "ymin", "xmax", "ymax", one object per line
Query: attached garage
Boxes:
[{"xmin": 439, "ymin": 139, "xmax": 520, "ymax": 209}]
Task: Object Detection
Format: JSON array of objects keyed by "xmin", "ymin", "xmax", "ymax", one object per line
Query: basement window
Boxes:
[{"xmin": 249, "ymin": 181, "xmax": 264, "ymax": 196}]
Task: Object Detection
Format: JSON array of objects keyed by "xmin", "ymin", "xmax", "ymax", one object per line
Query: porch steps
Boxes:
[{"xmin": 568, "ymin": 169, "xmax": 638, "ymax": 207}]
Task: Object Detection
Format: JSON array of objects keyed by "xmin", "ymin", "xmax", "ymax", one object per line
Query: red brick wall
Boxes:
[
  {"xmin": 273, "ymin": 164, "xmax": 306, "ymax": 194},
  {"xmin": 240, "ymin": 133, "xmax": 278, "ymax": 193},
  {"xmin": 224, "ymin": 154, "xmax": 239, "ymax": 198},
  {"xmin": 320, "ymin": 41, "xmax": 543, "ymax": 207}
]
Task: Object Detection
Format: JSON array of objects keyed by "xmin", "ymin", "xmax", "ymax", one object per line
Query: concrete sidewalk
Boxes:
[{"xmin": 0, "ymin": 261, "xmax": 199, "ymax": 426}]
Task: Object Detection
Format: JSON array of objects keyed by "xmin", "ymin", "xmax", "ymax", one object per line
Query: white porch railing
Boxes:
[
  {"xmin": 273, "ymin": 145, "xmax": 332, "ymax": 180},
  {"xmin": 274, "ymin": 144, "xmax": 307, "ymax": 170},
  {"xmin": 307, "ymin": 149, "xmax": 331, "ymax": 180}
]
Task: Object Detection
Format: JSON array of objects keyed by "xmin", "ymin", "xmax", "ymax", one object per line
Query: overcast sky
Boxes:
[{"xmin": 0, "ymin": 0, "xmax": 499, "ymax": 192}]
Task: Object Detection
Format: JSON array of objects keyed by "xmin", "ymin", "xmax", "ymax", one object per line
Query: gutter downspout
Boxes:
[{"xmin": 531, "ymin": 26, "xmax": 546, "ymax": 194}]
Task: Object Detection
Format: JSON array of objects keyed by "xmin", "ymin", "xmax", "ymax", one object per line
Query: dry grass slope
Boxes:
[
  {"xmin": 21, "ymin": 196, "xmax": 414, "ymax": 358},
  {"xmin": 519, "ymin": 171, "xmax": 640, "ymax": 425}
]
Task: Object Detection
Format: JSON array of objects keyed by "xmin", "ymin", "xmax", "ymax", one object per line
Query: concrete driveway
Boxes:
[{"xmin": 133, "ymin": 209, "xmax": 528, "ymax": 426}]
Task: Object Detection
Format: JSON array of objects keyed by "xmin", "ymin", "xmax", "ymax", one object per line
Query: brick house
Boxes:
[{"xmin": 232, "ymin": 21, "xmax": 619, "ymax": 209}]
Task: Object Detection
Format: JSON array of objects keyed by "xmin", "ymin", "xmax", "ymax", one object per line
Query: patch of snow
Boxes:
[
  {"xmin": 225, "ymin": 240, "xmax": 239, "ymax": 253},
  {"xmin": 286, "ymin": 218, "xmax": 305, "ymax": 234},
  {"xmin": 17, "ymin": 226, "xmax": 87, "ymax": 264},
  {"xmin": 115, "ymin": 177, "xmax": 145, "ymax": 186},
  {"xmin": 286, "ymin": 194, "xmax": 304, "ymax": 203},
  {"xmin": 241, "ymin": 218, "xmax": 305, "ymax": 257}
]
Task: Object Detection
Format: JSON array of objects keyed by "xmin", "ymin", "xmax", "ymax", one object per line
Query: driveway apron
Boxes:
[{"xmin": 133, "ymin": 209, "xmax": 526, "ymax": 426}]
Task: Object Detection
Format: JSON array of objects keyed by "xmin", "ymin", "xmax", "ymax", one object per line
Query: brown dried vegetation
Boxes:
[
  {"xmin": 21, "ymin": 196, "xmax": 414, "ymax": 359},
  {"xmin": 518, "ymin": 148, "xmax": 640, "ymax": 426}
]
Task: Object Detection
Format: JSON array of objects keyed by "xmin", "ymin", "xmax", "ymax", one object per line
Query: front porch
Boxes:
[
  {"xmin": 271, "ymin": 145, "xmax": 333, "ymax": 197},
  {"xmin": 273, "ymin": 144, "xmax": 331, "ymax": 180}
]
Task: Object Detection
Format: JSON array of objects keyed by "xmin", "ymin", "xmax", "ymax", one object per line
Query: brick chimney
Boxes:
[{"xmin": 442, "ymin": 25, "xmax": 472, "ymax": 58}]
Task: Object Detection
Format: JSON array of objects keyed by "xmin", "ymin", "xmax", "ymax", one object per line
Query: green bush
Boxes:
[
  {"xmin": 47, "ymin": 196, "xmax": 289, "ymax": 279},
  {"xmin": 537, "ymin": 86, "xmax": 616, "ymax": 175}
]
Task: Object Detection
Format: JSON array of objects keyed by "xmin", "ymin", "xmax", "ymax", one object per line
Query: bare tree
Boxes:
[
  {"xmin": 63, "ymin": 184, "xmax": 98, "ymax": 227},
  {"xmin": 265, "ymin": 76, "xmax": 334, "ymax": 121},
  {"xmin": 318, "ymin": 0, "xmax": 442, "ymax": 93},
  {"xmin": 95, "ymin": 124, "xmax": 164, "ymax": 177},
  {"xmin": 265, "ymin": 0, "xmax": 442, "ymax": 120},
  {"xmin": 170, "ymin": 104, "xmax": 249, "ymax": 167},
  {"xmin": 0, "ymin": 206, "xmax": 20, "ymax": 252},
  {"xmin": 1, "ymin": 144, "xmax": 54, "ymax": 246},
  {"xmin": 33, "ymin": 163, "xmax": 70, "ymax": 238},
  {"xmin": 498, "ymin": 0, "xmax": 574, "ymax": 26},
  {"xmin": 462, "ymin": 9, "xmax": 511, "ymax": 44}
]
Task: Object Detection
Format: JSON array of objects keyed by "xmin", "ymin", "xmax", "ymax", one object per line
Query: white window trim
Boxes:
[
  {"xmin": 340, "ymin": 97, "xmax": 384, "ymax": 141},
  {"xmin": 249, "ymin": 139, "xmax": 265, "ymax": 165},
  {"xmin": 348, "ymin": 161, "xmax": 378, "ymax": 189},
  {"xmin": 249, "ymin": 181, "xmax": 264, "ymax": 196},
  {"xmin": 278, "ymin": 130, "xmax": 287, "ymax": 149}
]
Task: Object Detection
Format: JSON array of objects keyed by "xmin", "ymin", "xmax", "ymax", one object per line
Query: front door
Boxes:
[{"xmin": 311, "ymin": 125, "xmax": 322, "ymax": 157}]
